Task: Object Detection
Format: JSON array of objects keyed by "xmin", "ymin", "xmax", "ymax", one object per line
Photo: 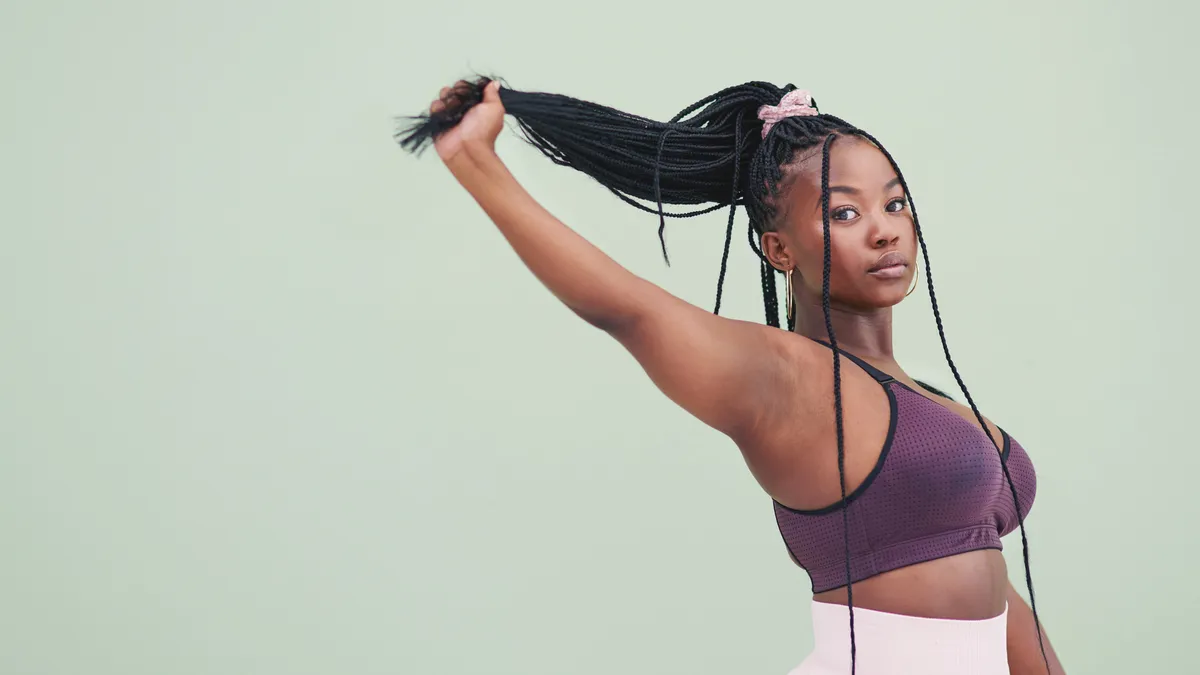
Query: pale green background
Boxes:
[{"xmin": 2, "ymin": 0, "xmax": 1197, "ymax": 673}]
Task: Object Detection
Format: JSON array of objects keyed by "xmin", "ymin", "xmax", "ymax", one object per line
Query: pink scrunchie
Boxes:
[{"xmin": 757, "ymin": 90, "xmax": 818, "ymax": 138}]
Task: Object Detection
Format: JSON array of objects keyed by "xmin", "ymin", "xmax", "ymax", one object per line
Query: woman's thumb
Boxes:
[{"xmin": 483, "ymin": 80, "xmax": 501, "ymax": 103}]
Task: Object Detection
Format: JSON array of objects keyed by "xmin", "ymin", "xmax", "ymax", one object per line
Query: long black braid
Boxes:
[
  {"xmin": 398, "ymin": 78, "xmax": 1049, "ymax": 674},
  {"xmin": 818, "ymin": 133, "xmax": 856, "ymax": 668},
  {"xmin": 854, "ymin": 129, "xmax": 1052, "ymax": 668}
]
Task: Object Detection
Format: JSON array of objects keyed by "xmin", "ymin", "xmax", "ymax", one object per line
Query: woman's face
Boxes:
[{"xmin": 763, "ymin": 136, "xmax": 918, "ymax": 310}]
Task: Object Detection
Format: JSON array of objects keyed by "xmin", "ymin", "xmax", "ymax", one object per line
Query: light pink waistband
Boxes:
[{"xmin": 789, "ymin": 601, "xmax": 1009, "ymax": 675}]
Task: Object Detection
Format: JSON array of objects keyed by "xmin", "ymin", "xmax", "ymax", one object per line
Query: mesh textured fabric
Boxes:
[{"xmin": 774, "ymin": 353, "xmax": 1036, "ymax": 594}]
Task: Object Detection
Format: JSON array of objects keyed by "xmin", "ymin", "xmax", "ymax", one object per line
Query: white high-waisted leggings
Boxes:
[{"xmin": 788, "ymin": 600, "xmax": 1009, "ymax": 675}]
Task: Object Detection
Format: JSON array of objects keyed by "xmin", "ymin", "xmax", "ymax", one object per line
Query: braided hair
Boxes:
[{"xmin": 398, "ymin": 77, "xmax": 1049, "ymax": 674}]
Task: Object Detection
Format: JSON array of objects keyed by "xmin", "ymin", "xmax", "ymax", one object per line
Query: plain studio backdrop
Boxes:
[{"xmin": 2, "ymin": 0, "xmax": 1197, "ymax": 673}]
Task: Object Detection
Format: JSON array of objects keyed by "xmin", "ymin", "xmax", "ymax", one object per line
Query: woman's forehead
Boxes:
[
  {"xmin": 789, "ymin": 137, "xmax": 898, "ymax": 189},
  {"xmin": 776, "ymin": 138, "xmax": 902, "ymax": 224}
]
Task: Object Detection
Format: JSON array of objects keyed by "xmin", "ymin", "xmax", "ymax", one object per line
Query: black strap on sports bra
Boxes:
[
  {"xmin": 807, "ymin": 337, "xmax": 965, "ymax": 406},
  {"xmin": 807, "ymin": 337, "xmax": 895, "ymax": 384}
]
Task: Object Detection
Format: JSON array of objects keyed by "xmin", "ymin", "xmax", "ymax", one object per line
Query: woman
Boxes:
[{"xmin": 399, "ymin": 79, "xmax": 1065, "ymax": 675}]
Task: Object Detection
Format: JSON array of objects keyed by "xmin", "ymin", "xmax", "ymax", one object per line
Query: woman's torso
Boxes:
[{"xmin": 739, "ymin": 336, "xmax": 1035, "ymax": 620}]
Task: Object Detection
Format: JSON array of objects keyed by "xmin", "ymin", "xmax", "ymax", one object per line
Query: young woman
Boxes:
[{"xmin": 399, "ymin": 79, "xmax": 1065, "ymax": 675}]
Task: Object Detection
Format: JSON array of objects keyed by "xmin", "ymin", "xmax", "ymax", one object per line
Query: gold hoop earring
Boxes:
[
  {"xmin": 905, "ymin": 264, "xmax": 920, "ymax": 298},
  {"xmin": 786, "ymin": 268, "xmax": 795, "ymax": 322}
]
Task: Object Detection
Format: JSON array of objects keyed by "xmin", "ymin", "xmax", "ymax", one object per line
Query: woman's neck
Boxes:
[{"xmin": 792, "ymin": 295, "xmax": 896, "ymax": 361}]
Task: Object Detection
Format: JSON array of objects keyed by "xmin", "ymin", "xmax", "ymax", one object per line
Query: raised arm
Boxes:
[{"xmin": 430, "ymin": 81, "xmax": 812, "ymax": 441}]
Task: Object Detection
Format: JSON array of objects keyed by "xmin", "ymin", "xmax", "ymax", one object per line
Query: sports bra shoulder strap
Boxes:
[{"xmin": 806, "ymin": 337, "xmax": 895, "ymax": 384}]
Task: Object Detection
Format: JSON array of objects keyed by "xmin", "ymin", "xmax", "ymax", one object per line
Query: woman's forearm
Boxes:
[
  {"xmin": 1007, "ymin": 585, "xmax": 1065, "ymax": 674},
  {"xmin": 447, "ymin": 142, "xmax": 651, "ymax": 331}
]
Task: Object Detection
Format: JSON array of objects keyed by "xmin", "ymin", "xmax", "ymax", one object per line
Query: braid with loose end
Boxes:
[
  {"xmin": 818, "ymin": 132, "xmax": 856, "ymax": 670},
  {"xmin": 854, "ymin": 129, "xmax": 1051, "ymax": 672},
  {"xmin": 398, "ymin": 78, "xmax": 1049, "ymax": 675}
]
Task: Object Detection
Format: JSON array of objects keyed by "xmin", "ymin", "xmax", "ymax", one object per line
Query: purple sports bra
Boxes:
[{"xmin": 774, "ymin": 341, "xmax": 1037, "ymax": 593}]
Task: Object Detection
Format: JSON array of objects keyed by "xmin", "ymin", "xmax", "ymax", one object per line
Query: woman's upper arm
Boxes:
[{"xmin": 606, "ymin": 279, "xmax": 818, "ymax": 443}]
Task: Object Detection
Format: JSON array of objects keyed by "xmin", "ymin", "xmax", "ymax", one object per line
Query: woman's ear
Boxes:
[{"xmin": 761, "ymin": 231, "xmax": 792, "ymax": 272}]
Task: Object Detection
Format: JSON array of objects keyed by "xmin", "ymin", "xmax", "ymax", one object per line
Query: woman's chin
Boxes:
[{"xmin": 865, "ymin": 287, "xmax": 910, "ymax": 309}]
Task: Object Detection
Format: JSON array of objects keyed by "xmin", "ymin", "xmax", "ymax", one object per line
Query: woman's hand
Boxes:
[{"xmin": 430, "ymin": 80, "xmax": 505, "ymax": 165}]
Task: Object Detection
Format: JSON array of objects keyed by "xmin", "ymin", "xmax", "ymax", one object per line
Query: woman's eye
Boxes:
[
  {"xmin": 832, "ymin": 207, "xmax": 859, "ymax": 221},
  {"xmin": 886, "ymin": 198, "xmax": 907, "ymax": 213}
]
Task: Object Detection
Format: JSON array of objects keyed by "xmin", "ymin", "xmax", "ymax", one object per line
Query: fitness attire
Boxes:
[{"xmin": 778, "ymin": 341, "xmax": 1036, "ymax": 674}]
